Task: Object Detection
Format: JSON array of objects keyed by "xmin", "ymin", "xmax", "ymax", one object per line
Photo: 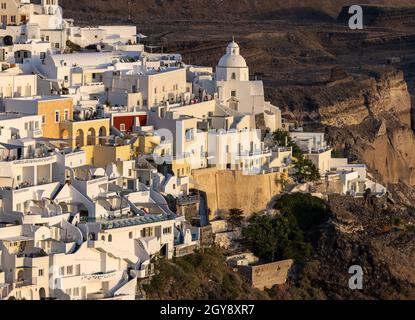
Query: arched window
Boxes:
[
  {"xmin": 108, "ymin": 235, "xmax": 112, "ymax": 242},
  {"xmin": 101, "ymin": 235, "xmax": 105, "ymax": 241}
]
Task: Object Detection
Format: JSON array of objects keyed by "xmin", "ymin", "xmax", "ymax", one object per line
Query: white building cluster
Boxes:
[
  {"xmin": 0, "ymin": 0, "xmax": 387, "ymax": 300},
  {"xmin": 290, "ymin": 131, "xmax": 386, "ymax": 197}
]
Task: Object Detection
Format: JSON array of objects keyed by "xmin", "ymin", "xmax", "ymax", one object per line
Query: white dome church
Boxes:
[
  {"xmin": 216, "ymin": 40, "xmax": 249, "ymax": 82},
  {"xmin": 213, "ymin": 39, "xmax": 283, "ymax": 131}
]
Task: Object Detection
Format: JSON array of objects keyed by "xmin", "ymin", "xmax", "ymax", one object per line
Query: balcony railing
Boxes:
[{"xmin": 177, "ymin": 195, "xmax": 200, "ymax": 205}]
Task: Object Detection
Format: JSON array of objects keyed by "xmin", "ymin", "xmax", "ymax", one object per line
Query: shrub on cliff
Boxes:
[
  {"xmin": 272, "ymin": 129, "xmax": 303, "ymax": 159},
  {"xmin": 242, "ymin": 213, "xmax": 311, "ymax": 263},
  {"xmin": 293, "ymin": 157, "xmax": 320, "ymax": 183},
  {"xmin": 227, "ymin": 208, "xmax": 244, "ymax": 230},
  {"xmin": 274, "ymin": 193, "xmax": 327, "ymax": 232}
]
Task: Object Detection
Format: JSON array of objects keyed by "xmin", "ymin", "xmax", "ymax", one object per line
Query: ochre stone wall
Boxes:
[
  {"xmin": 239, "ymin": 259, "xmax": 294, "ymax": 290},
  {"xmin": 192, "ymin": 168, "xmax": 283, "ymax": 218}
]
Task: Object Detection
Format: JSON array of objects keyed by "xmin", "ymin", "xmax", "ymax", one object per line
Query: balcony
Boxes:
[
  {"xmin": 237, "ymin": 149, "xmax": 272, "ymax": 159},
  {"xmin": 14, "ymin": 277, "xmax": 37, "ymax": 289},
  {"xmin": 177, "ymin": 195, "xmax": 200, "ymax": 205}
]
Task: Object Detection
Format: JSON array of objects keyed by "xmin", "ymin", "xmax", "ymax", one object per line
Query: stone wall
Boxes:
[
  {"xmin": 192, "ymin": 168, "xmax": 283, "ymax": 219},
  {"xmin": 239, "ymin": 259, "xmax": 294, "ymax": 290}
]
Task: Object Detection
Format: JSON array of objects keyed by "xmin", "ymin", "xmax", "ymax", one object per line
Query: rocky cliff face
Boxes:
[
  {"xmin": 319, "ymin": 70, "xmax": 411, "ymax": 128},
  {"xmin": 272, "ymin": 67, "xmax": 415, "ymax": 186},
  {"xmin": 321, "ymin": 69, "xmax": 415, "ymax": 185},
  {"xmin": 312, "ymin": 195, "xmax": 415, "ymax": 299}
]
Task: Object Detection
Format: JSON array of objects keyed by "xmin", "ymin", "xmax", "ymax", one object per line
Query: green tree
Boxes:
[
  {"xmin": 272, "ymin": 129, "xmax": 290, "ymax": 147},
  {"xmin": 242, "ymin": 213, "xmax": 311, "ymax": 263},
  {"xmin": 227, "ymin": 208, "xmax": 244, "ymax": 230},
  {"xmin": 272, "ymin": 129, "xmax": 303, "ymax": 159},
  {"xmin": 293, "ymin": 157, "xmax": 320, "ymax": 183},
  {"xmin": 273, "ymin": 193, "xmax": 327, "ymax": 232}
]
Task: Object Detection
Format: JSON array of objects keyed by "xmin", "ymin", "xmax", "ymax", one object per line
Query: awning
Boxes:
[{"xmin": 0, "ymin": 142, "xmax": 22, "ymax": 150}]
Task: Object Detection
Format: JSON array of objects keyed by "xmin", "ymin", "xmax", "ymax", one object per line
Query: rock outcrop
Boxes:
[{"xmin": 313, "ymin": 195, "xmax": 415, "ymax": 299}]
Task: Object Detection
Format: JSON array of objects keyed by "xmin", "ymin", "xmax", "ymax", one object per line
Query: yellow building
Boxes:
[
  {"xmin": 171, "ymin": 158, "xmax": 191, "ymax": 177},
  {"xmin": 93, "ymin": 144, "xmax": 132, "ymax": 168},
  {"xmin": 59, "ymin": 118, "xmax": 131, "ymax": 167},
  {"xmin": 4, "ymin": 96, "xmax": 74, "ymax": 139},
  {"xmin": 60, "ymin": 118, "xmax": 110, "ymax": 165},
  {"xmin": 60, "ymin": 118, "xmax": 110, "ymax": 149},
  {"xmin": 135, "ymin": 134, "xmax": 160, "ymax": 155}
]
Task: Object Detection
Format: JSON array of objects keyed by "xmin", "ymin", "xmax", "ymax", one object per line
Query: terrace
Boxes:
[{"xmin": 97, "ymin": 214, "xmax": 174, "ymax": 230}]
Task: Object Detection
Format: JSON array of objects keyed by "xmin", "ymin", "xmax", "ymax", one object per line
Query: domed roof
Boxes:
[
  {"xmin": 218, "ymin": 54, "xmax": 247, "ymax": 68},
  {"xmin": 217, "ymin": 40, "xmax": 247, "ymax": 68}
]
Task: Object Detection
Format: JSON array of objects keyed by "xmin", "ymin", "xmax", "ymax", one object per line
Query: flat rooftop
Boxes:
[
  {"xmin": 98, "ymin": 214, "xmax": 175, "ymax": 230},
  {"xmin": 7, "ymin": 95, "xmax": 72, "ymax": 102},
  {"xmin": 0, "ymin": 113, "xmax": 40, "ymax": 121}
]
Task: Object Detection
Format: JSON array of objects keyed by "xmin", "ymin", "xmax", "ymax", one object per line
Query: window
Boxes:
[
  {"xmin": 173, "ymin": 184, "xmax": 176, "ymax": 190},
  {"xmin": 120, "ymin": 123, "xmax": 126, "ymax": 132},
  {"xmin": 1, "ymin": 3, "xmax": 6, "ymax": 9},
  {"xmin": 42, "ymin": 115, "xmax": 46, "ymax": 124},
  {"xmin": 25, "ymin": 84, "xmax": 31, "ymax": 96},
  {"xmin": 231, "ymin": 90, "xmax": 236, "ymax": 97},
  {"xmin": 185, "ymin": 128, "xmax": 194, "ymax": 141},
  {"xmin": 163, "ymin": 227, "xmax": 172, "ymax": 235},
  {"xmin": 129, "ymin": 232, "xmax": 133, "ymax": 239},
  {"xmin": 16, "ymin": 203, "xmax": 21, "ymax": 211},
  {"xmin": 73, "ymin": 287, "xmax": 79, "ymax": 296},
  {"xmin": 55, "ymin": 111, "xmax": 60, "ymax": 123},
  {"xmin": 10, "ymin": 16, "xmax": 16, "ymax": 24},
  {"xmin": 55, "ymin": 43, "xmax": 60, "ymax": 49},
  {"xmin": 64, "ymin": 109, "xmax": 69, "ymax": 120},
  {"xmin": 231, "ymin": 72, "xmax": 236, "ymax": 80},
  {"xmin": 45, "ymin": 36, "xmax": 49, "ymax": 41},
  {"xmin": 64, "ymin": 75, "xmax": 68, "ymax": 82},
  {"xmin": 108, "ymin": 235, "xmax": 112, "ymax": 242},
  {"xmin": 59, "ymin": 267, "xmax": 65, "ymax": 276},
  {"xmin": 35, "ymin": 122, "xmax": 39, "ymax": 130},
  {"xmin": 40, "ymin": 52, "xmax": 46, "ymax": 59},
  {"xmin": 38, "ymin": 269, "xmax": 44, "ymax": 277},
  {"xmin": 67, "ymin": 265, "xmax": 73, "ymax": 275},
  {"xmin": 141, "ymin": 227, "xmax": 154, "ymax": 237},
  {"xmin": 128, "ymin": 169, "xmax": 132, "ymax": 176},
  {"xmin": 154, "ymin": 87, "xmax": 157, "ymax": 94}
]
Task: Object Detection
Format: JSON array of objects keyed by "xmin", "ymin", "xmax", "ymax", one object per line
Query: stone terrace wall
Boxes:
[
  {"xmin": 192, "ymin": 168, "xmax": 283, "ymax": 219},
  {"xmin": 239, "ymin": 259, "xmax": 294, "ymax": 290}
]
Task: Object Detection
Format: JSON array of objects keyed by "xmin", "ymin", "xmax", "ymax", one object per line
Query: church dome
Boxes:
[{"xmin": 217, "ymin": 40, "xmax": 247, "ymax": 68}]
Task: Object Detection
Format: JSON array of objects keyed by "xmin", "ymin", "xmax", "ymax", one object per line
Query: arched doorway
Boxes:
[
  {"xmin": 228, "ymin": 97, "xmax": 239, "ymax": 111},
  {"xmin": 3, "ymin": 35, "xmax": 13, "ymax": 46},
  {"xmin": 17, "ymin": 270, "xmax": 24, "ymax": 281},
  {"xmin": 39, "ymin": 287, "xmax": 46, "ymax": 300},
  {"xmin": 98, "ymin": 127, "xmax": 107, "ymax": 145},
  {"xmin": 87, "ymin": 128, "xmax": 96, "ymax": 146},
  {"xmin": 60, "ymin": 129, "xmax": 69, "ymax": 140},
  {"xmin": 75, "ymin": 129, "xmax": 84, "ymax": 148}
]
